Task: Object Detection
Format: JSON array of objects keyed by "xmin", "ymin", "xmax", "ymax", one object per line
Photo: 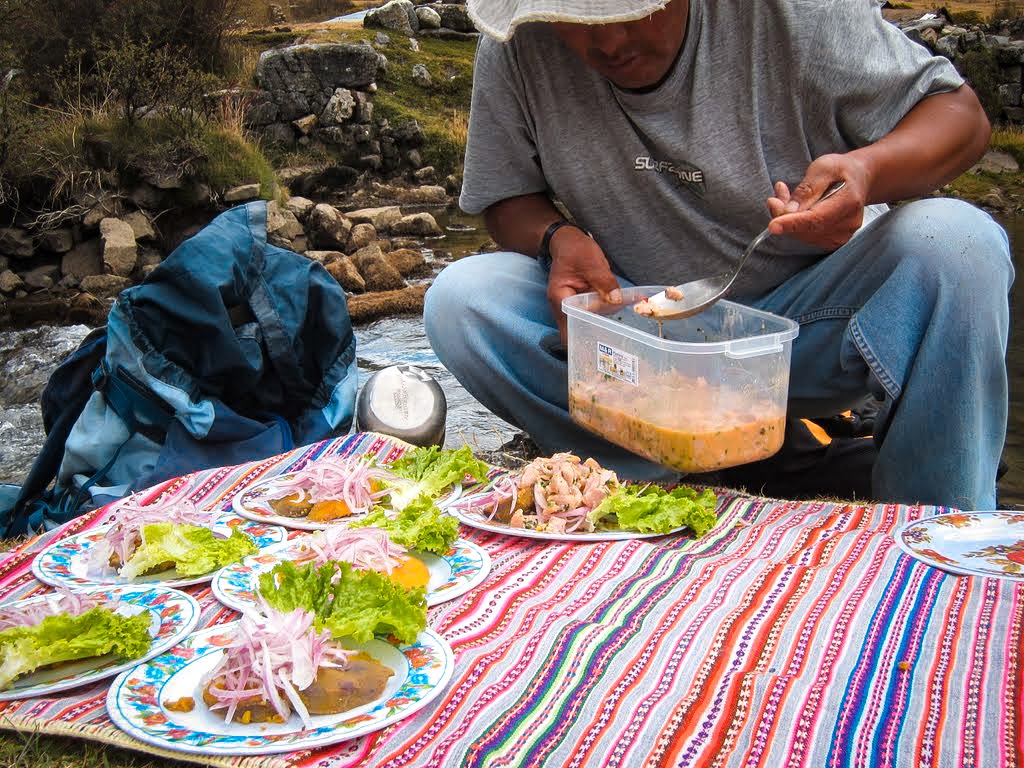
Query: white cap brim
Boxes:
[{"xmin": 468, "ymin": 0, "xmax": 670, "ymax": 42}]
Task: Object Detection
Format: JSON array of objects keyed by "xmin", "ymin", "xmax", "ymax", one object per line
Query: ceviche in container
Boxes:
[{"xmin": 452, "ymin": 452, "xmax": 719, "ymax": 540}]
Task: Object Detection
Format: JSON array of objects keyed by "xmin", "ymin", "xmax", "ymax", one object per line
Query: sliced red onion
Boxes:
[
  {"xmin": 0, "ymin": 588, "xmax": 109, "ymax": 631},
  {"xmin": 294, "ymin": 527, "xmax": 407, "ymax": 574},
  {"xmin": 261, "ymin": 456, "xmax": 399, "ymax": 516}
]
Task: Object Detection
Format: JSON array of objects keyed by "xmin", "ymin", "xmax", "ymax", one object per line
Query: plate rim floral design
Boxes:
[
  {"xmin": 0, "ymin": 584, "xmax": 200, "ymax": 701},
  {"xmin": 106, "ymin": 623, "xmax": 454, "ymax": 756},
  {"xmin": 893, "ymin": 510, "xmax": 1024, "ymax": 580},
  {"xmin": 211, "ymin": 537, "xmax": 491, "ymax": 610},
  {"xmin": 31, "ymin": 514, "xmax": 286, "ymax": 589},
  {"xmin": 231, "ymin": 472, "xmax": 462, "ymax": 530},
  {"xmin": 448, "ymin": 482, "xmax": 692, "ymax": 542}
]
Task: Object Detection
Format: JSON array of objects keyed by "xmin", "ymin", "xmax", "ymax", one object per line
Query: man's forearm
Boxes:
[
  {"xmin": 850, "ymin": 85, "xmax": 991, "ymax": 204},
  {"xmin": 483, "ymin": 193, "xmax": 565, "ymax": 257}
]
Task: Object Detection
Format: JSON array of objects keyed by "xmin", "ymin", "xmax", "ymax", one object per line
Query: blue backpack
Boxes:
[{"xmin": 1, "ymin": 201, "xmax": 357, "ymax": 536}]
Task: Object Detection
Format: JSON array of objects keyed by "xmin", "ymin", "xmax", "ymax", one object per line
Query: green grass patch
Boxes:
[{"xmin": 991, "ymin": 126, "xmax": 1024, "ymax": 167}]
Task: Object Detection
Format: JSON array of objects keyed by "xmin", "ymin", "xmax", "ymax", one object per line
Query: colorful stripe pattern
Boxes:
[{"xmin": 0, "ymin": 434, "xmax": 1021, "ymax": 768}]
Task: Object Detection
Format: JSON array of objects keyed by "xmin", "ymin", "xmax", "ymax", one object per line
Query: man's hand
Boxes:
[
  {"xmin": 766, "ymin": 153, "xmax": 872, "ymax": 251},
  {"xmin": 547, "ymin": 225, "xmax": 621, "ymax": 342}
]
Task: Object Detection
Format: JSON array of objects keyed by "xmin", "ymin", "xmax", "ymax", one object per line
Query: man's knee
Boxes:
[{"xmin": 885, "ymin": 198, "xmax": 1012, "ymax": 292}]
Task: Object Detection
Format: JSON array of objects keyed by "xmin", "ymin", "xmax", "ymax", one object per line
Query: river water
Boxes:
[{"xmin": 1, "ymin": 209, "xmax": 1021, "ymax": 507}]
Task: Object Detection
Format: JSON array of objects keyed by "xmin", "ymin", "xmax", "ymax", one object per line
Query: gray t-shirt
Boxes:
[{"xmin": 460, "ymin": 0, "xmax": 964, "ymax": 298}]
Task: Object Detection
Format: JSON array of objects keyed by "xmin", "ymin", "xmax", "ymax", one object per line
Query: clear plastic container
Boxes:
[{"xmin": 563, "ymin": 287, "xmax": 799, "ymax": 473}]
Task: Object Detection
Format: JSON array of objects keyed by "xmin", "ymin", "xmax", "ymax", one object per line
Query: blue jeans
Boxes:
[{"xmin": 425, "ymin": 199, "xmax": 1013, "ymax": 509}]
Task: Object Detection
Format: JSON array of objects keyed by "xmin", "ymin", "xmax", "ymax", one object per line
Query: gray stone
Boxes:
[
  {"xmin": 309, "ymin": 204, "xmax": 352, "ymax": 250},
  {"xmin": 1006, "ymin": 106, "xmax": 1024, "ymax": 122},
  {"xmin": 409, "ymin": 37, "xmax": 421, "ymax": 52},
  {"xmin": 263, "ymin": 122, "xmax": 297, "ymax": 146},
  {"xmin": 412, "ymin": 63, "xmax": 432, "ymax": 87},
  {"xmin": 972, "ymin": 149, "xmax": 1021, "ymax": 174},
  {"xmin": 375, "ymin": 31, "xmax": 392, "ymax": 47},
  {"xmin": 996, "ymin": 40, "xmax": 1024, "ymax": 66},
  {"xmin": 1000, "ymin": 83, "xmax": 1023, "ymax": 107},
  {"xmin": 0, "ymin": 270, "xmax": 24, "ymax": 294},
  {"xmin": 325, "ymin": 255, "xmax": 366, "ymax": 293},
  {"xmin": 347, "ymin": 223, "xmax": 377, "ymax": 252},
  {"xmin": 293, "ymin": 114, "xmax": 318, "ymax": 135},
  {"xmin": 401, "ymin": 185, "xmax": 448, "ymax": 205},
  {"xmin": 321, "ymin": 88, "xmax": 356, "ymax": 126},
  {"xmin": 436, "ymin": 3, "xmax": 476, "ymax": 32},
  {"xmin": 418, "ymin": 28, "xmax": 479, "ymax": 41},
  {"xmin": 40, "ymin": 228, "xmax": 74, "ymax": 254},
  {"xmin": 257, "ymin": 44, "xmax": 387, "ymax": 122},
  {"xmin": 364, "ymin": 0, "xmax": 419, "ymax": 36},
  {"xmin": 406, "ymin": 149, "xmax": 424, "ymax": 168},
  {"xmin": 284, "ymin": 196, "xmax": 315, "ymax": 220},
  {"xmin": 392, "ymin": 212, "xmax": 443, "ymax": 237},
  {"xmin": 354, "ymin": 92, "xmax": 374, "ymax": 124},
  {"xmin": 934, "ymin": 35, "xmax": 960, "ymax": 59},
  {"xmin": 0, "ymin": 228, "xmax": 33, "ymax": 259},
  {"xmin": 1000, "ymin": 64, "xmax": 1023, "ymax": 85},
  {"xmin": 385, "ymin": 247, "xmax": 429, "ymax": 277},
  {"xmin": 81, "ymin": 274, "xmax": 133, "ymax": 299},
  {"xmin": 80, "ymin": 191, "xmax": 119, "ymax": 228},
  {"xmin": 123, "ymin": 211, "xmax": 157, "ymax": 242},
  {"xmin": 100, "ymin": 218, "xmax": 138, "ymax": 277},
  {"xmin": 127, "ymin": 183, "xmax": 166, "ymax": 211},
  {"xmin": 352, "ymin": 244, "xmax": 406, "ymax": 291},
  {"xmin": 391, "ymin": 119, "xmax": 425, "ymax": 146},
  {"xmin": 62, "ymin": 240, "xmax": 103, "ymax": 280},
  {"xmin": 21, "ymin": 265, "xmax": 59, "ymax": 291},
  {"xmin": 413, "ymin": 165, "xmax": 436, "ymax": 184},
  {"xmin": 415, "ymin": 5, "xmax": 441, "ymax": 29},
  {"xmin": 919, "ymin": 27, "xmax": 938, "ymax": 47},
  {"xmin": 266, "ymin": 201, "xmax": 306, "ymax": 246},
  {"xmin": 137, "ymin": 247, "xmax": 163, "ymax": 272},
  {"xmin": 359, "ymin": 154, "xmax": 384, "ymax": 171},
  {"xmin": 225, "ymin": 183, "xmax": 262, "ymax": 203},
  {"xmin": 346, "ymin": 206, "xmax": 403, "ymax": 231}
]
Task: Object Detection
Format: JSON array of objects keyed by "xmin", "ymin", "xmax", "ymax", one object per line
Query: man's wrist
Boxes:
[{"xmin": 537, "ymin": 220, "xmax": 586, "ymax": 272}]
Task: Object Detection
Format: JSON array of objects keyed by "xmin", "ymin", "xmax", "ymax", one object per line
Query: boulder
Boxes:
[
  {"xmin": 352, "ymin": 244, "xmax": 406, "ymax": 291},
  {"xmin": 80, "ymin": 191, "xmax": 119, "ymax": 228},
  {"xmin": 62, "ymin": 240, "xmax": 104, "ymax": 280},
  {"xmin": 415, "ymin": 5, "xmax": 441, "ymax": 29},
  {"xmin": 81, "ymin": 274, "xmax": 133, "ymax": 299},
  {"xmin": 267, "ymin": 201, "xmax": 306, "ymax": 242},
  {"xmin": 0, "ymin": 270, "xmax": 24, "ymax": 294},
  {"xmin": 414, "ymin": 166, "xmax": 437, "ymax": 184},
  {"xmin": 304, "ymin": 250, "xmax": 344, "ymax": 264},
  {"xmin": 284, "ymin": 196, "xmax": 315, "ymax": 220},
  {"xmin": 257, "ymin": 44, "xmax": 387, "ymax": 121},
  {"xmin": 0, "ymin": 228, "xmax": 33, "ymax": 259},
  {"xmin": 393, "ymin": 185, "xmax": 448, "ymax": 205},
  {"xmin": 347, "ymin": 284, "xmax": 426, "ymax": 323},
  {"xmin": 412, "ymin": 63, "xmax": 432, "ymax": 87},
  {"xmin": 345, "ymin": 206, "xmax": 403, "ymax": 231},
  {"xmin": 364, "ymin": 0, "xmax": 419, "ymax": 36},
  {"xmin": 293, "ymin": 114, "xmax": 318, "ymax": 135},
  {"xmin": 40, "ymin": 228, "xmax": 75, "ymax": 254},
  {"xmin": 21, "ymin": 265, "xmax": 60, "ymax": 291},
  {"xmin": 374, "ymin": 31, "xmax": 391, "ymax": 47},
  {"xmin": 392, "ymin": 212, "xmax": 443, "ymax": 237},
  {"xmin": 436, "ymin": 4, "xmax": 476, "ymax": 32},
  {"xmin": 309, "ymin": 204, "xmax": 352, "ymax": 250},
  {"xmin": 972, "ymin": 150, "xmax": 1020, "ymax": 174},
  {"xmin": 347, "ymin": 223, "xmax": 377, "ymax": 252},
  {"xmin": 127, "ymin": 183, "xmax": 166, "ymax": 211},
  {"xmin": 385, "ymin": 247, "xmax": 429, "ymax": 277},
  {"xmin": 225, "ymin": 183, "xmax": 262, "ymax": 203},
  {"xmin": 321, "ymin": 88, "xmax": 357, "ymax": 127},
  {"xmin": 325, "ymin": 255, "xmax": 366, "ymax": 293},
  {"xmin": 99, "ymin": 218, "xmax": 138, "ymax": 277},
  {"xmin": 123, "ymin": 211, "xmax": 157, "ymax": 242}
]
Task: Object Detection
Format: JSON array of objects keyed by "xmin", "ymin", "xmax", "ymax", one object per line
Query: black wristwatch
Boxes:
[{"xmin": 537, "ymin": 220, "xmax": 585, "ymax": 272}]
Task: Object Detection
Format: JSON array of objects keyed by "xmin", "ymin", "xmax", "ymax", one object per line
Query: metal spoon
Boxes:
[{"xmin": 640, "ymin": 181, "xmax": 847, "ymax": 321}]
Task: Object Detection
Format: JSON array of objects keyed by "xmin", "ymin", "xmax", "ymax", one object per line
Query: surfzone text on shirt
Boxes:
[{"xmin": 633, "ymin": 155, "xmax": 707, "ymax": 197}]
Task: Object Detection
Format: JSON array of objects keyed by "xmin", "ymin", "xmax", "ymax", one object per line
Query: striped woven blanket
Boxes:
[{"xmin": 0, "ymin": 432, "xmax": 1020, "ymax": 767}]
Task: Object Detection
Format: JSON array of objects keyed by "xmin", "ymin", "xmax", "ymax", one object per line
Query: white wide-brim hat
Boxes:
[{"xmin": 468, "ymin": 0, "xmax": 670, "ymax": 42}]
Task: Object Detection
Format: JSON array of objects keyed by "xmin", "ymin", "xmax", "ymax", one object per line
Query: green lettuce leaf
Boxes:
[
  {"xmin": 0, "ymin": 607, "xmax": 152, "ymax": 690},
  {"xmin": 349, "ymin": 495, "xmax": 459, "ymax": 555},
  {"xmin": 259, "ymin": 561, "xmax": 427, "ymax": 644},
  {"xmin": 118, "ymin": 523, "xmax": 258, "ymax": 579},
  {"xmin": 588, "ymin": 485, "xmax": 718, "ymax": 536},
  {"xmin": 385, "ymin": 445, "xmax": 490, "ymax": 509}
]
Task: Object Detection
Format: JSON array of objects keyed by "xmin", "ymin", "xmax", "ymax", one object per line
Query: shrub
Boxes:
[{"xmin": 958, "ymin": 48, "xmax": 1003, "ymax": 122}]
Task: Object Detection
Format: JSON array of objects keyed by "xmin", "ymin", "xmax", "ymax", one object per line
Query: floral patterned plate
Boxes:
[
  {"xmin": 32, "ymin": 515, "xmax": 287, "ymax": 589},
  {"xmin": 893, "ymin": 511, "xmax": 1024, "ymax": 580},
  {"xmin": 212, "ymin": 536, "xmax": 490, "ymax": 611},
  {"xmin": 106, "ymin": 624, "xmax": 454, "ymax": 756},
  {"xmin": 231, "ymin": 473, "xmax": 462, "ymax": 531},
  {"xmin": 0, "ymin": 585, "xmax": 200, "ymax": 701}
]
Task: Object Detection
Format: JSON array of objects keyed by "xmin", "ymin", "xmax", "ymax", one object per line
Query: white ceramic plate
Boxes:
[
  {"xmin": 448, "ymin": 483, "xmax": 692, "ymax": 542},
  {"xmin": 32, "ymin": 515, "xmax": 286, "ymax": 589},
  {"xmin": 231, "ymin": 473, "xmax": 462, "ymax": 531},
  {"xmin": 893, "ymin": 510, "xmax": 1024, "ymax": 580},
  {"xmin": 0, "ymin": 585, "xmax": 200, "ymax": 701},
  {"xmin": 212, "ymin": 536, "xmax": 491, "ymax": 610},
  {"xmin": 107, "ymin": 624, "xmax": 454, "ymax": 756}
]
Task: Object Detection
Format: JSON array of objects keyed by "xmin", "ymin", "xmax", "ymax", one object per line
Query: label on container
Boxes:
[{"xmin": 597, "ymin": 342, "xmax": 639, "ymax": 386}]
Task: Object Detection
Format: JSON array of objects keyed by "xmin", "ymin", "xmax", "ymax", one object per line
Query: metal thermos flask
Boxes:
[{"xmin": 355, "ymin": 365, "xmax": 447, "ymax": 447}]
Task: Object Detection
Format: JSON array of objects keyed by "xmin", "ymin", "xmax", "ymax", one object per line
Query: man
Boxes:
[{"xmin": 424, "ymin": 0, "xmax": 1013, "ymax": 510}]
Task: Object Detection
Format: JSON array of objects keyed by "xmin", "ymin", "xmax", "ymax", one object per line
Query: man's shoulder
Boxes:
[{"xmin": 476, "ymin": 24, "xmax": 567, "ymax": 75}]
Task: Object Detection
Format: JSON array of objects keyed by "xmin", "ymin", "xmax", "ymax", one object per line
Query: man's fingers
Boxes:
[{"xmin": 767, "ymin": 197, "xmax": 788, "ymax": 218}]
